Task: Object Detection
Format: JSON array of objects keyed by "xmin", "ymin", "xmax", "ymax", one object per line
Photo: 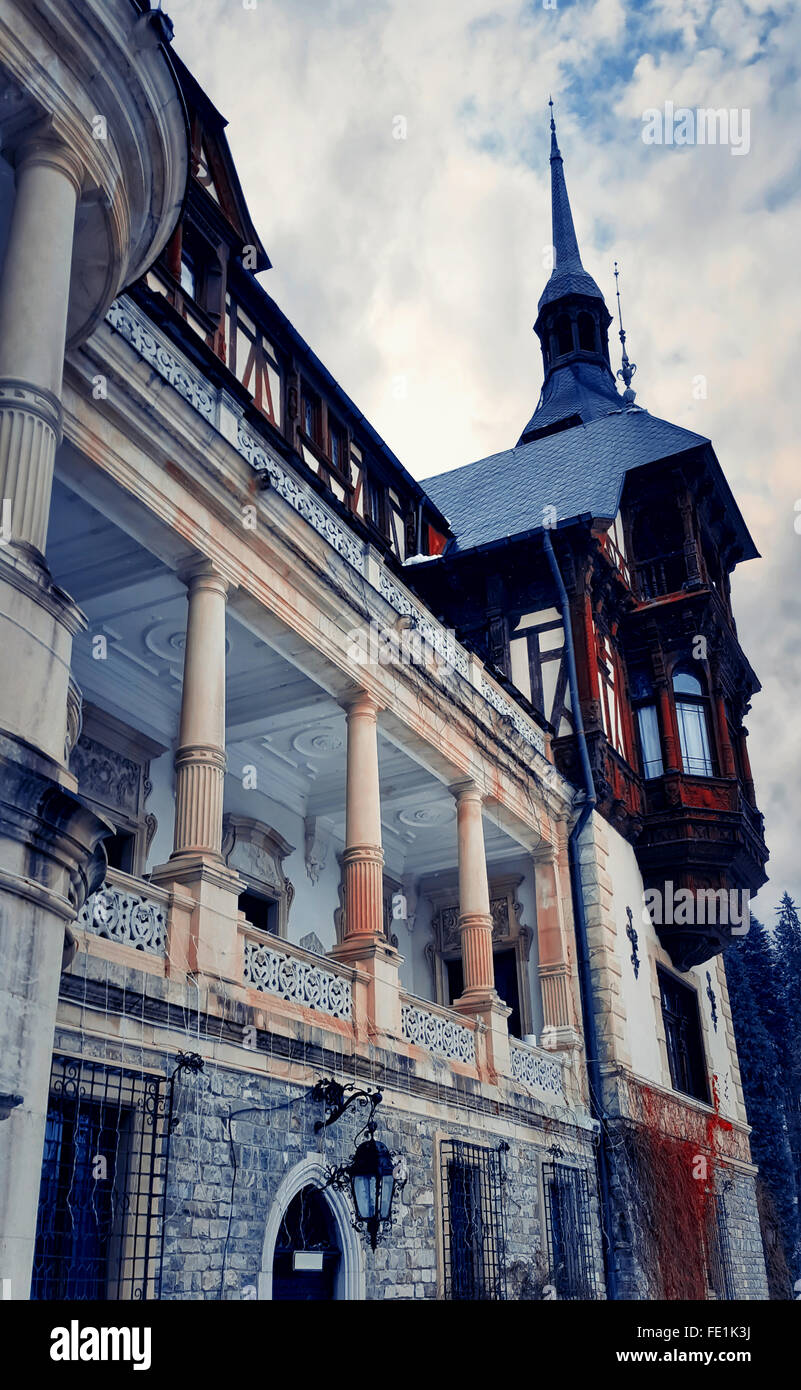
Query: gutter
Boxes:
[{"xmin": 542, "ymin": 528, "xmax": 620, "ymax": 1301}]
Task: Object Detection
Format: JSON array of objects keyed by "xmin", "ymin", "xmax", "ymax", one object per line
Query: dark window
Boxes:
[
  {"xmin": 329, "ymin": 421, "xmax": 346, "ymax": 473},
  {"xmin": 673, "ymin": 666, "xmax": 715, "ymax": 777},
  {"xmin": 302, "ymin": 388, "xmax": 320, "ymax": 444},
  {"xmin": 493, "ymin": 948, "xmax": 522, "ymax": 1039},
  {"xmin": 440, "ymin": 1139, "xmax": 507, "ymax": 1300},
  {"xmin": 104, "ymin": 829, "xmax": 136, "ymax": 874},
  {"xmin": 658, "ymin": 967, "xmax": 709, "ymax": 1102},
  {"xmin": 238, "ymin": 888, "xmax": 279, "ymax": 935},
  {"xmin": 365, "ymin": 476, "xmax": 385, "ymax": 533},
  {"xmin": 555, "ymin": 313, "xmax": 573, "ymax": 356},
  {"xmin": 31, "ymin": 1056, "xmax": 166, "ymax": 1301},
  {"xmin": 542, "ymin": 1162, "xmax": 600, "ymax": 1299},
  {"xmin": 577, "ymin": 311, "xmax": 596, "ymax": 352}
]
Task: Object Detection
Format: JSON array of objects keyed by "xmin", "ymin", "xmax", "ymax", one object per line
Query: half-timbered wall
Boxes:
[{"xmin": 508, "ymin": 607, "xmax": 573, "ymax": 735}]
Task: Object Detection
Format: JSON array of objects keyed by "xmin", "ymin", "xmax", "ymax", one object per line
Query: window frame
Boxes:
[
  {"xmin": 672, "ymin": 666, "xmax": 715, "ymax": 778},
  {"xmin": 658, "ymin": 966, "xmax": 710, "ymax": 1103}
]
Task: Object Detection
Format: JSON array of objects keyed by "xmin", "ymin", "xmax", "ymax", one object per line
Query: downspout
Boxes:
[{"xmin": 542, "ymin": 529, "xmax": 619, "ymax": 1300}]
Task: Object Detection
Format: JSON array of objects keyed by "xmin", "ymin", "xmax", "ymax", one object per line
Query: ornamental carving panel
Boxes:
[
  {"xmin": 509, "ymin": 1039, "xmax": 564, "ymax": 1098},
  {"xmin": 401, "ymin": 1001, "xmax": 476, "ymax": 1064},
  {"xmin": 243, "ymin": 940, "xmax": 352, "ymax": 1019},
  {"xmin": 70, "ymin": 736, "xmax": 141, "ymax": 817},
  {"xmin": 77, "ymin": 882, "xmax": 166, "ymax": 955}
]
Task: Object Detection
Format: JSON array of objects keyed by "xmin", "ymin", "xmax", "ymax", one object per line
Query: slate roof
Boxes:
[
  {"xmin": 421, "ymin": 408, "xmax": 711, "ymax": 554},
  {"xmin": 518, "ymin": 359, "xmax": 623, "ymax": 441}
]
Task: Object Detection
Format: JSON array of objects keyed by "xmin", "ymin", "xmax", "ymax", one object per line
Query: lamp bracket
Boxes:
[{"xmin": 312, "ymin": 1077, "xmax": 383, "ymax": 1134}]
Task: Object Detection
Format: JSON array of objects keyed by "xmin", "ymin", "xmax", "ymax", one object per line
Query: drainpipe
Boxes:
[{"xmin": 542, "ymin": 529, "xmax": 619, "ymax": 1301}]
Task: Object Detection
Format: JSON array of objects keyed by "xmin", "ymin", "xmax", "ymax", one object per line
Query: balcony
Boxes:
[{"xmin": 634, "ymin": 551, "xmax": 689, "ymax": 601}]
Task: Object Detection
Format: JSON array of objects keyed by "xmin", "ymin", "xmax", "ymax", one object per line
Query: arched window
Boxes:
[
  {"xmin": 554, "ymin": 314, "xmax": 573, "ymax": 356},
  {"xmin": 673, "ymin": 667, "xmax": 714, "ymax": 777},
  {"xmin": 577, "ymin": 311, "xmax": 596, "ymax": 352}
]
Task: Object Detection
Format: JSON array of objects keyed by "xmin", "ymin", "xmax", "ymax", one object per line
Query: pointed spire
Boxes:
[
  {"xmin": 538, "ymin": 101, "xmax": 605, "ymax": 311},
  {"xmin": 613, "ymin": 260, "xmax": 637, "ymax": 403},
  {"xmin": 547, "ymin": 99, "xmax": 582, "ymax": 272}
]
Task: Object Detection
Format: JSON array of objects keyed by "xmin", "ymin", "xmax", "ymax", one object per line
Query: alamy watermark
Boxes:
[
  {"xmin": 347, "ymin": 620, "xmax": 457, "ymax": 673},
  {"xmin": 642, "ymin": 881, "xmax": 750, "ymax": 933},
  {"xmin": 642, "ymin": 103, "xmax": 750, "ymax": 156}
]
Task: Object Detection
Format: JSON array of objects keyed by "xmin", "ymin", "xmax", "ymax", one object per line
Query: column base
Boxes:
[
  {"xmin": 329, "ymin": 934, "xmax": 403, "ymax": 1039},
  {"xmin": 150, "ymin": 854, "xmax": 243, "ymax": 985}
]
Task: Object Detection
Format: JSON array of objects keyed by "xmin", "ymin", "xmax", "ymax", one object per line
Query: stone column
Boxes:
[
  {"xmin": 0, "ymin": 745, "xmax": 109, "ymax": 1299},
  {"xmin": 534, "ymin": 844, "xmax": 581, "ymax": 1053},
  {"xmin": 0, "ymin": 134, "xmax": 115, "ymax": 1297},
  {"xmin": 0, "ymin": 134, "xmax": 83, "ymax": 559},
  {"xmin": 150, "ymin": 561, "xmax": 242, "ymax": 982},
  {"xmin": 453, "ymin": 782, "xmax": 495, "ymax": 1000},
  {"xmin": 451, "ymin": 781, "xmax": 510, "ymax": 1077},
  {"xmin": 342, "ymin": 691, "xmax": 384, "ymax": 939},
  {"xmin": 172, "ymin": 563, "xmax": 229, "ymax": 860},
  {"xmin": 330, "ymin": 691, "xmax": 401, "ymax": 1037}
]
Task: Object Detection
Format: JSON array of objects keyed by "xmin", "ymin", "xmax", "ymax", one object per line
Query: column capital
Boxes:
[
  {"xmin": 449, "ymin": 778, "xmax": 483, "ymax": 806},
  {"xmin": 341, "ymin": 688, "xmax": 383, "ymax": 719},
  {"xmin": 15, "ymin": 130, "xmax": 85, "ymax": 201},
  {"xmin": 178, "ymin": 557, "xmax": 232, "ymax": 600}
]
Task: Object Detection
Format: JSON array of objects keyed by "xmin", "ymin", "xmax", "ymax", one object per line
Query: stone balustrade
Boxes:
[
  {"xmin": 509, "ymin": 1036, "xmax": 565, "ymax": 1100},
  {"xmin": 400, "ymin": 992, "xmax": 477, "ymax": 1064},
  {"xmin": 242, "ymin": 929, "xmax": 353, "ymax": 1020},
  {"xmin": 76, "ymin": 868, "xmax": 168, "ymax": 956}
]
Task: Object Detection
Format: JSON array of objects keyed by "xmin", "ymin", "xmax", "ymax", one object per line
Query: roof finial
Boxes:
[
  {"xmin": 613, "ymin": 260, "xmax": 637, "ymax": 403},
  {"xmin": 548, "ymin": 95, "xmax": 560, "ymax": 159}
]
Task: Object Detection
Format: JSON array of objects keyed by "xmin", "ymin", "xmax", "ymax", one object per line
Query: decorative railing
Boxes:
[
  {"xmin": 76, "ymin": 870, "xmax": 168, "ymax": 957},
  {"xmin": 400, "ymin": 995, "xmax": 476, "ymax": 1064},
  {"xmin": 242, "ymin": 933, "xmax": 352, "ymax": 1020},
  {"xmin": 509, "ymin": 1038, "xmax": 564, "ymax": 1099},
  {"xmin": 635, "ymin": 551, "xmax": 688, "ymax": 601}
]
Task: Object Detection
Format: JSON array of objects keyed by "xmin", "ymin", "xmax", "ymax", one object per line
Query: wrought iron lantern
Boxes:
[{"xmin": 312, "ymin": 1078, "xmax": 406, "ymax": 1250}]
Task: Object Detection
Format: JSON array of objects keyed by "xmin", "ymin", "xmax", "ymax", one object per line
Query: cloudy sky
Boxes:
[{"xmin": 163, "ymin": 0, "xmax": 801, "ymax": 920}]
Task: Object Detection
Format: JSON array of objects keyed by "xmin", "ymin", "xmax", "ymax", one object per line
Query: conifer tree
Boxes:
[
  {"xmin": 725, "ymin": 916, "xmax": 799, "ymax": 1295},
  {"xmin": 773, "ymin": 893, "xmax": 801, "ymax": 1234}
]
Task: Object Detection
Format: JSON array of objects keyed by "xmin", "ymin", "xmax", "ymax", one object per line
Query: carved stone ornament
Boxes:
[
  {"xmin": 68, "ymin": 705, "xmax": 166, "ymax": 878},
  {"xmin": 223, "ymin": 814, "xmax": 295, "ymax": 935},
  {"xmin": 304, "ymin": 815, "xmax": 329, "ymax": 885}
]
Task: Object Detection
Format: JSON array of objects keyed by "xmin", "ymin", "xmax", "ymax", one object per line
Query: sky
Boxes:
[{"xmin": 161, "ymin": 0, "xmax": 801, "ymax": 920}]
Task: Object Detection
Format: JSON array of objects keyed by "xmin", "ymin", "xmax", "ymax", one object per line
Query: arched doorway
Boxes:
[
  {"xmin": 272, "ymin": 1186, "xmax": 340, "ymax": 1300},
  {"xmin": 259, "ymin": 1153, "xmax": 365, "ymax": 1300}
]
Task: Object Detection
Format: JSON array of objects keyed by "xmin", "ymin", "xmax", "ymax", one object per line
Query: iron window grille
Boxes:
[
  {"xmin": 31, "ymin": 1055, "xmax": 167, "ymax": 1301},
  {"xmin": 542, "ymin": 1161, "xmax": 600, "ymax": 1300},
  {"xmin": 440, "ymin": 1139, "xmax": 507, "ymax": 1301},
  {"xmin": 705, "ymin": 1191, "xmax": 735, "ymax": 1300}
]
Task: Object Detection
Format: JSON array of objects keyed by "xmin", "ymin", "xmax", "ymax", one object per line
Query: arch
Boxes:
[{"xmin": 258, "ymin": 1152, "xmax": 365, "ymax": 1300}]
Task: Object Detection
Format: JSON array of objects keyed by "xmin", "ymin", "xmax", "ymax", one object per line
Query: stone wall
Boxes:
[{"xmin": 48, "ymin": 947, "xmax": 603, "ymax": 1302}]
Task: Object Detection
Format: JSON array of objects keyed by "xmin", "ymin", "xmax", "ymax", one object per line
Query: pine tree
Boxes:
[
  {"xmin": 725, "ymin": 915, "xmax": 800, "ymax": 1295},
  {"xmin": 773, "ymin": 894, "xmax": 801, "ymax": 1244}
]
